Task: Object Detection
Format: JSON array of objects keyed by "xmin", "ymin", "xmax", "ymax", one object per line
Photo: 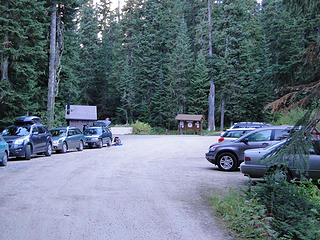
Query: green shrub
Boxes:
[
  {"xmin": 211, "ymin": 189, "xmax": 275, "ymax": 240},
  {"xmin": 249, "ymin": 177, "xmax": 320, "ymax": 240},
  {"xmin": 131, "ymin": 121, "xmax": 152, "ymax": 135},
  {"xmin": 211, "ymin": 179, "xmax": 320, "ymax": 240}
]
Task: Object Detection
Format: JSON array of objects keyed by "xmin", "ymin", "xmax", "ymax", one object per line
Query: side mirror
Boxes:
[{"xmin": 241, "ymin": 137, "xmax": 248, "ymax": 144}]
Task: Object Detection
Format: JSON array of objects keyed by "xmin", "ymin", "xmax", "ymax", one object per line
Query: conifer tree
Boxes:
[
  {"xmin": 188, "ymin": 50, "xmax": 210, "ymax": 117},
  {"xmin": 167, "ymin": 19, "xmax": 194, "ymax": 117}
]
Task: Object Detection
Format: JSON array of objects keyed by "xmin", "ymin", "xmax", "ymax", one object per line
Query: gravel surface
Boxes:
[{"xmin": 0, "ymin": 135, "xmax": 249, "ymax": 240}]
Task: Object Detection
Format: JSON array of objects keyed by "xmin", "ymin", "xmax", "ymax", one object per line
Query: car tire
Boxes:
[
  {"xmin": 217, "ymin": 152, "xmax": 238, "ymax": 171},
  {"xmin": 61, "ymin": 142, "xmax": 67, "ymax": 153},
  {"xmin": 107, "ymin": 137, "xmax": 112, "ymax": 147},
  {"xmin": 77, "ymin": 141, "xmax": 84, "ymax": 151},
  {"xmin": 44, "ymin": 143, "xmax": 52, "ymax": 156},
  {"xmin": 25, "ymin": 144, "xmax": 32, "ymax": 160},
  {"xmin": 98, "ymin": 139, "xmax": 103, "ymax": 148},
  {"xmin": 0, "ymin": 152, "xmax": 8, "ymax": 166}
]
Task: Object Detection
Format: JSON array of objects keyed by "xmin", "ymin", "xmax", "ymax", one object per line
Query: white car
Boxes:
[{"xmin": 218, "ymin": 128, "xmax": 255, "ymax": 143}]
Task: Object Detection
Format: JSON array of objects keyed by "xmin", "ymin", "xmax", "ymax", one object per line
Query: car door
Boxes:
[
  {"xmin": 66, "ymin": 129, "xmax": 76, "ymax": 149},
  {"xmin": 101, "ymin": 128, "xmax": 107, "ymax": 144},
  {"xmin": 0, "ymin": 136, "xmax": 5, "ymax": 159},
  {"xmin": 31, "ymin": 126, "xmax": 41, "ymax": 152},
  {"xmin": 307, "ymin": 143, "xmax": 320, "ymax": 180},
  {"xmin": 37, "ymin": 126, "xmax": 47, "ymax": 151}
]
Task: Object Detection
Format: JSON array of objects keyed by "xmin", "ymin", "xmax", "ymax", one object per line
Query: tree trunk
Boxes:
[
  {"xmin": 117, "ymin": 0, "xmax": 121, "ymax": 22},
  {"xmin": 207, "ymin": 0, "xmax": 215, "ymax": 131},
  {"xmin": 1, "ymin": 0, "xmax": 9, "ymax": 82},
  {"xmin": 54, "ymin": 13, "xmax": 64, "ymax": 97},
  {"xmin": 47, "ymin": 1, "xmax": 57, "ymax": 128},
  {"xmin": 220, "ymin": 93, "xmax": 225, "ymax": 132}
]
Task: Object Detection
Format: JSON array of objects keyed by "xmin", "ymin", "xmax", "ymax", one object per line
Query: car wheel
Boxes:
[
  {"xmin": 0, "ymin": 152, "xmax": 8, "ymax": 166},
  {"xmin": 61, "ymin": 142, "xmax": 67, "ymax": 153},
  {"xmin": 25, "ymin": 144, "xmax": 32, "ymax": 160},
  {"xmin": 44, "ymin": 143, "xmax": 52, "ymax": 156},
  {"xmin": 98, "ymin": 139, "xmax": 103, "ymax": 148},
  {"xmin": 217, "ymin": 152, "xmax": 237, "ymax": 171},
  {"xmin": 107, "ymin": 137, "xmax": 112, "ymax": 147},
  {"xmin": 77, "ymin": 141, "xmax": 84, "ymax": 151}
]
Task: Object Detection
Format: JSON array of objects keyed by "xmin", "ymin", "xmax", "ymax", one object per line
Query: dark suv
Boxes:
[
  {"xmin": 2, "ymin": 116, "xmax": 52, "ymax": 160},
  {"xmin": 205, "ymin": 126, "xmax": 292, "ymax": 171}
]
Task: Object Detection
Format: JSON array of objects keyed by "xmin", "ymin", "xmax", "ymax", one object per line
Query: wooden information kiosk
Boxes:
[{"xmin": 175, "ymin": 114, "xmax": 204, "ymax": 135}]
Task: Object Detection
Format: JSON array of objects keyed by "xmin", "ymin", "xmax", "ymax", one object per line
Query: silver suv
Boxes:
[{"xmin": 205, "ymin": 126, "xmax": 292, "ymax": 171}]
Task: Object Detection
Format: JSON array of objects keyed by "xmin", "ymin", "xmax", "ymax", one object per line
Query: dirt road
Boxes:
[{"xmin": 0, "ymin": 135, "xmax": 248, "ymax": 240}]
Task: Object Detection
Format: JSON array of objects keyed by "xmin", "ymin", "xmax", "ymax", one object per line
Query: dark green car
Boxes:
[
  {"xmin": 50, "ymin": 127, "xmax": 85, "ymax": 153},
  {"xmin": 84, "ymin": 127, "xmax": 112, "ymax": 148},
  {"xmin": 0, "ymin": 135, "xmax": 9, "ymax": 166}
]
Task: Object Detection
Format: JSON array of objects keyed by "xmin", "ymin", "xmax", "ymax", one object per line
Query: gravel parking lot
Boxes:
[{"xmin": 0, "ymin": 135, "xmax": 249, "ymax": 240}]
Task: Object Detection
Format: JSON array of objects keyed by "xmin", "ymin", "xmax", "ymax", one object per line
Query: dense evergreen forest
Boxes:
[{"xmin": 0, "ymin": 0, "xmax": 319, "ymax": 130}]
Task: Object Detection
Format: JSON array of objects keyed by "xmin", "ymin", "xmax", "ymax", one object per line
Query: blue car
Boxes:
[
  {"xmin": 84, "ymin": 127, "xmax": 112, "ymax": 148},
  {"xmin": 0, "ymin": 135, "xmax": 9, "ymax": 166},
  {"xmin": 50, "ymin": 127, "xmax": 85, "ymax": 153}
]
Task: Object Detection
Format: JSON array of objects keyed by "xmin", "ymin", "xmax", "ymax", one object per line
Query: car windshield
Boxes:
[
  {"xmin": 2, "ymin": 126, "xmax": 31, "ymax": 136},
  {"xmin": 50, "ymin": 129, "xmax": 66, "ymax": 137},
  {"xmin": 84, "ymin": 128, "xmax": 101, "ymax": 135}
]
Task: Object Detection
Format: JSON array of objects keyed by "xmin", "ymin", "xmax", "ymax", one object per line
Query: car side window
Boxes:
[
  {"xmin": 247, "ymin": 130, "xmax": 272, "ymax": 142},
  {"xmin": 75, "ymin": 129, "xmax": 81, "ymax": 135},
  {"xmin": 274, "ymin": 129, "xmax": 290, "ymax": 141},
  {"xmin": 32, "ymin": 127, "xmax": 39, "ymax": 133},
  {"xmin": 68, "ymin": 130, "xmax": 74, "ymax": 136},
  {"xmin": 38, "ymin": 127, "xmax": 45, "ymax": 134}
]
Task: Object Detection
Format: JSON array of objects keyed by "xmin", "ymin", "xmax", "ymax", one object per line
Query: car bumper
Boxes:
[
  {"xmin": 8, "ymin": 145, "xmax": 26, "ymax": 157},
  {"xmin": 84, "ymin": 139, "xmax": 100, "ymax": 146},
  {"xmin": 52, "ymin": 142, "xmax": 63, "ymax": 151},
  {"xmin": 240, "ymin": 162, "xmax": 267, "ymax": 178},
  {"xmin": 205, "ymin": 151, "xmax": 218, "ymax": 165}
]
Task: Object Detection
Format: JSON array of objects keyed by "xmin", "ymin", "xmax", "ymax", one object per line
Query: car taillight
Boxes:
[
  {"xmin": 218, "ymin": 137, "xmax": 224, "ymax": 143},
  {"xmin": 245, "ymin": 157, "xmax": 251, "ymax": 161}
]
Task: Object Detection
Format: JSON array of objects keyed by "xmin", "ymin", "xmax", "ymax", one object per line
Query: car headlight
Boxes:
[
  {"xmin": 209, "ymin": 145, "xmax": 219, "ymax": 152},
  {"xmin": 14, "ymin": 138, "xmax": 25, "ymax": 145}
]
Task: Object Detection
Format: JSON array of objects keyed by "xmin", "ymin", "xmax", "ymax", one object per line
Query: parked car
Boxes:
[
  {"xmin": 229, "ymin": 122, "xmax": 272, "ymax": 129},
  {"xmin": 2, "ymin": 116, "xmax": 52, "ymax": 160},
  {"xmin": 205, "ymin": 126, "xmax": 292, "ymax": 171},
  {"xmin": 50, "ymin": 127, "xmax": 85, "ymax": 153},
  {"xmin": 218, "ymin": 128, "xmax": 255, "ymax": 143},
  {"xmin": 240, "ymin": 140, "xmax": 320, "ymax": 181},
  {"xmin": 83, "ymin": 126, "xmax": 112, "ymax": 148},
  {"xmin": 0, "ymin": 135, "xmax": 9, "ymax": 166}
]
